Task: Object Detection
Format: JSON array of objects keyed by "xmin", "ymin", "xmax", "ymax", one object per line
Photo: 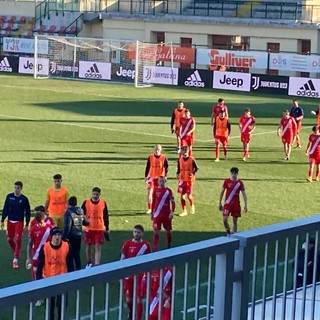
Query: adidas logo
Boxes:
[
  {"xmin": 0, "ymin": 57, "xmax": 12, "ymax": 72},
  {"xmin": 184, "ymin": 70, "xmax": 205, "ymax": 87},
  {"xmin": 84, "ymin": 63, "xmax": 102, "ymax": 79},
  {"xmin": 296, "ymin": 79, "xmax": 319, "ymax": 97}
]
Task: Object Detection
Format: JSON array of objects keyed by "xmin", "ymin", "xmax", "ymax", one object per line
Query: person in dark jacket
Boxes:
[
  {"xmin": 294, "ymin": 237, "xmax": 320, "ymax": 288},
  {"xmin": 62, "ymin": 196, "xmax": 88, "ymax": 270}
]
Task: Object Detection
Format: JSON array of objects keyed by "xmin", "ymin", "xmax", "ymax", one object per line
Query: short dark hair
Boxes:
[
  {"xmin": 312, "ymin": 125, "xmax": 318, "ymax": 133},
  {"xmin": 283, "ymin": 109, "xmax": 289, "ymax": 113},
  {"xmin": 185, "ymin": 108, "xmax": 190, "ymax": 114},
  {"xmin": 68, "ymin": 196, "xmax": 77, "ymax": 206},
  {"xmin": 34, "ymin": 210, "xmax": 45, "ymax": 222},
  {"xmin": 218, "ymin": 98, "xmax": 224, "ymax": 103},
  {"xmin": 230, "ymin": 167, "xmax": 239, "ymax": 174},
  {"xmin": 14, "ymin": 181, "xmax": 23, "ymax": 188},
  {"xmin": 92, "ymin": 187, "xmax": 101, "ymax": 194},
  {"xmin": 53, "ymin": 174, "xmax": 62, "ymax": 180},
  {"xmin": 244, "ymin": 108, "xmax": 251, "ymax": 113},
  {"xmin": 309, "ymin": 237, "xmax": 316, "ymax": 245},
  {"xmin": 134, "ymin": 224, "xmax": 144, "ymax": 232},
  {"xmin": 34, "ymin": 205, "xmax": 45, "ymax": 213}
]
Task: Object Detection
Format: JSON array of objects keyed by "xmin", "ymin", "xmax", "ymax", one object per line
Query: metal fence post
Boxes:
[
  {"xmin": 214, "ymin": 251, "xmax": 234, "ymax": 320},
  {"xmin": 231, "ymin": 236, "xmax": 252, "ymax": 320}
]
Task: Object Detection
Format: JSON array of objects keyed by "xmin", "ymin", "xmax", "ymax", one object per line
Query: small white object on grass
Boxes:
[
  {"xmin": 125, "ymin": 220, "xmax": 129, "ymax": 223},
  {"xmin": 311, "ymin": 111, "xmax": 316, "ymax": 115}
]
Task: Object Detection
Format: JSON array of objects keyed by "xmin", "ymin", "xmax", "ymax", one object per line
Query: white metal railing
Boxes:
[{"xmin": 0, "ymin": 215, "xmax": 320, "ymax": 320}]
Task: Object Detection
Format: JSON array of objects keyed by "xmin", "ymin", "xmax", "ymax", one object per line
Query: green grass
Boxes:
[{"xmin": 0, "ymin": 74, "xmax": 318, "ymax": 317}]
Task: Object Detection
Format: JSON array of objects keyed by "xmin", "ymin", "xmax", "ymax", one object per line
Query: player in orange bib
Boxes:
[
  {"xmin": 179, "ymin": 109, "xmax": 195, "ymax": 156},
  {"xmin": 239, "ymin": 108, "xmax": 256, "ymax": 161},
  {"xmin": 145, "ymin": 145, "xmax": 169, "ymax": 214},
  {"xmin": 170, "ymin": 101, "xmax": 186, "ymax": 153},
  {"xmin": 277, "ymin": 110, "xmax": 297, "ymax": 161},
  {"xmin": 211, "ymin": 98, "xmax": 229, "ymax": 126},
  {"xmin": 213, "ymin": 110, "xmax": 231, "ymax": 162},
  {"xmin": 219, "ymin": 167, "xmax": 247, "ymax": 236},
  {"xmin": 305, "ymin": 125, "xmax": 320, "ymax": 182},
  {"xmin": 177, "ymin": 146, "xmax": 198, "ymax": 217},
  {"xmin": 151, "ymin": 176, "xmax": 175, "ymax": 251},
  {"xmin": 44, "ymin": 174, "xmax": 69, "ymax": 229},
  {"xmin": 82, "ymin": 187, "xmax": 109, "ymax": 267}
]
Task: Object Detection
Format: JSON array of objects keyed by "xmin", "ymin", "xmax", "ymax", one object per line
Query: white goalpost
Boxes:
[{"xmin": 34, "ymin": 35, "xmax": 174, "ymax": 88}]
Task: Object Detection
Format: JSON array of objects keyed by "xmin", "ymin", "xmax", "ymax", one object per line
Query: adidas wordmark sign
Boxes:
[
  {"xmin": 184, "ymin": 70, "xmax": 205, "ymax": 87},
  {"xmin": 0, "ymin": 57, "xmax": 12, "ymax": 72}
]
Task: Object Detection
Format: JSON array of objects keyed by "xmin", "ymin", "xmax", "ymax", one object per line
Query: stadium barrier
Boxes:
[
  {"xmin": 0, "ymin": 215, "xmax": 320, "ymax": 319},
  {"xmin": 1, "ymin": 53, "xmax": 319, "ymax": 98}
]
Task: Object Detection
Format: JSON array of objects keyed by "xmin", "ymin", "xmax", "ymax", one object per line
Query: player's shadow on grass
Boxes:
[
  {"xmin": 245, "ymin": 160, "xmax": 305, "ymax": 165},
  {"xmin": 54, "ymin": 141, "xmax": 158, "ymax": 147},
  {"xmin": 244, "ymin": 177, "xmax": 301, "ymax": 182}
]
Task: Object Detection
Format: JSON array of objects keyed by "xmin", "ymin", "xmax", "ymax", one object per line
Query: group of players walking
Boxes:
[{"xmin": 1, "ymin": 98, "xmax": 320, "ymax": 320}]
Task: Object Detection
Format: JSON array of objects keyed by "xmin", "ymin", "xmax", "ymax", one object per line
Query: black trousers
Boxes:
[
  {"xmin": 49, "ymin": 294, "xmax": 68, "ymax": 320},
  {"xmin": 68, "ymin": 235, "xmax": 82, "ymax": 270}
]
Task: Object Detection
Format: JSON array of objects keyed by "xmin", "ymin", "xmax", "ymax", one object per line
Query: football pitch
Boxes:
[{"xmin": 0, "ymin": 73, "xmax": 318, "ymax": 296}]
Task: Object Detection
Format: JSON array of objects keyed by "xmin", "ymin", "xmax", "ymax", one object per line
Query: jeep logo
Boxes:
[
  {"xmin": 219, "ymin": 75, "xmax": 243, "ymax": 87},
  {"xmin": 116, "ymin": 66, "xmax": 135, "ymax": 79}
]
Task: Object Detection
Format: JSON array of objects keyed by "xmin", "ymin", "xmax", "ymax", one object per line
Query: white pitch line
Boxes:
[
  {"xmin": 0, "ymin": 113, "xmax": 179, "ymax": 141},
  {"xmin": 202, "ymin": 126, "xmax": 312, "ymax": 143},
  {"xmin": 0, "ymin": 113, "xmax": 307, "ymax": 145},
  {"xmin": 0, "ymin": 83, "xmax": 159, "ymax": 101}
]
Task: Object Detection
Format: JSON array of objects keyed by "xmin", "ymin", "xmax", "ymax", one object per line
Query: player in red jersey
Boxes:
[
  {"xmin": 177, "ymin": 146, "xmax": 198, "ymax": 217},
  {"xmin": 277, "ymin": 109, "xmax": 297, "ymax": 161},
  {"xmin": 305, "ymin": 125, "xmax": 320, "ymax": 182},
  {"xmin": 213, "ymin": 110, "xmax": 231, "ymax": 162},
  {"xmin": 179, "ymin": 109, "xmax": 195, "ymax": 156},
  {"xmin": 218, "ymin": 167, "xmax": 247, "ymax": 236},
  {"xmin": 145, "ymin": 144, "xmax": 169, "ymax": 214},
  {"xmin": 151, "ymin": 177, "xmax": 175, "ymax": 251},
  {"xmin": 29, "ymin": 206, "xmax": 55, "ymax": 230},
  {"xmin": 26, "ymin": 206, "xmax": 53, "ymax": 306},
  {"xmin": 211, "ymin": 98, "xmax": 229, "ymax": 126},
  {"xmin": 239, "ymin": 108, "xmax": 256, "ymax": 161},
  {"xmin": 121, "ymin": 225, "xmax": 152, "ymax": 320},
  {"xmin": 171, "ymin": 101, "xmax": 186, "ymax": 152},
  {"xmin": 142, "ymin": 267, "xmax": 173, "ymax": 320}
]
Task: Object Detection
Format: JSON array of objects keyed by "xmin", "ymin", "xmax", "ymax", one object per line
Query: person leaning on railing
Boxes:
[{"xmin": 293, "ymin": 237, "xmax": 320, "ymax": 288}]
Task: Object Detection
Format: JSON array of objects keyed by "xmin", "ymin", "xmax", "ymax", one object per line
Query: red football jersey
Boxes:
[
  {"xmin": 239, "ymin": 115, "xmax": 255, "ymax": 134},
  {"xmin": 29, "ymin": 223, "xmax": 53, "ymax": 260},
  {"xmin": 152, "ymin": 187, "xmax": 174, "ymax": 217},
  {"xmin": 142, "ymin": 267, "xmax": 173, "ymax": 318},
  {"xmin": 308, "ymin": 134, "xmax": 320, "ymax": 157},
  {"xmin": 29, "ymin": 216, "xmax": 55, "ymax": 229},
  {"xmin": 223, "ymin": 179, "xmax": 245, "ymax": 205},
  {"xmin": 280, "ymin": 117, "xmax": 296, "ymax": 136},
  {"xmin": 213, "ymin": 104, "xmax": 228, "ymax": 118},
  {"xmin": 121, "ymin": 239, "xmax": 151, "ymax": 259},
  {"xmin": 180, "ymin": 117, "xmax": 195, "ymax": 139}
]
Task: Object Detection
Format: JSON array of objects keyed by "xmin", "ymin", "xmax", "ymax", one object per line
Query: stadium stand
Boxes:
[
  {"xmin": 182, "ymin": 0, "xmax": 305, "ymax": 19},
  {"xmin": 0, "ymin": 14, "xmax": 34, "ymax": 37}
]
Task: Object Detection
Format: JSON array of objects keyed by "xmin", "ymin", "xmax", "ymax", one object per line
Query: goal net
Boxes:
[{"xmin": 34, "ymin": 36, "xmax": 174, "ymax": 87}]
